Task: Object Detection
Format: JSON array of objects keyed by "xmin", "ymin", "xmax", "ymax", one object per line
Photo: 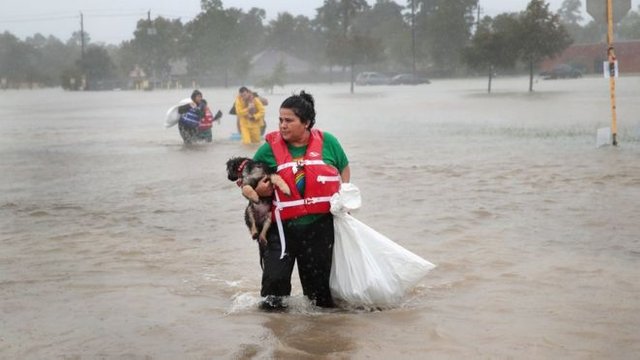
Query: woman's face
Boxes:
[
  {"xmin": 240, "ymin": 91, "xmax": 252, "ymax": 102},
  {"xmin": 279, "ymin": 108, "xmax": 307, "ymax": 143}
]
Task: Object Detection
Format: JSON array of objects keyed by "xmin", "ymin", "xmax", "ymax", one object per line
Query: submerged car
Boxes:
[
  {"xmin": 540, "ymin": 64, "xmax": 583, "ymax": 79},
  {"xmin": 355, "ymin": 72, "xmax": 390, "ymax": 85},
  {"xmin": 390, "ymin": 73, "xmax": 431, "ymax": 85}
]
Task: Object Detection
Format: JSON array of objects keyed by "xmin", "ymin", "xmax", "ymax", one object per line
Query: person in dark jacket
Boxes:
[{"xmin": 178, "ymin": 90, "xmax": 220, "ymax": 144}]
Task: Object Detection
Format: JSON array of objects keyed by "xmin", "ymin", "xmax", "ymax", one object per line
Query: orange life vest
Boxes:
[
  {"xmin": 267, "ymin": 129, "xmax": 341, "ymax": 221},
  {"xmin": 198, "ymin": 108, "xmax": 214, "ymax": 130}
]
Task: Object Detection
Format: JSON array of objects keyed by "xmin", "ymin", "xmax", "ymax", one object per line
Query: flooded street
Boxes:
[{"xmin": 1, "ymin": 76, "xmax": 639, "ymax": 359}]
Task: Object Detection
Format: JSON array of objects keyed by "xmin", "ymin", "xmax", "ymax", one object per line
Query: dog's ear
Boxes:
[{"xmin": 226, "ymin": 157, "xmax": 241, "ymax": 181}]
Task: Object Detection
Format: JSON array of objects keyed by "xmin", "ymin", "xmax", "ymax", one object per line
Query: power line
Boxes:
[
  {"xmin": 0, "ymin": 10, "xmax": 153, "ymax": 23},
  {"xmin": 83, "ymin": 12, "xmax": 148, "ymax": 19},
  {"xmin": 0, "ymin": 15, "xmax": 79, "ymax": 23},
  {"xmin": 0, "ymin": 11, "xmax": 198, "ymax": 26}
]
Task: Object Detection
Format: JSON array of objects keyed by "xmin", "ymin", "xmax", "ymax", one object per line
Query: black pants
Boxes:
[
  {"xmin": 178, "ymin": 122, "xmax": 198, "ymax": 144},
  {"xmin": 261, "ymin": 214, "xmax": 335, "ymax": 308}
]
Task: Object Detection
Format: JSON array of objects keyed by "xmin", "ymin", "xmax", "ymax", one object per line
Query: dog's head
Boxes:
[{"xmin": 226, "ymin": 157, "xmax": 251, "ymax": 183}]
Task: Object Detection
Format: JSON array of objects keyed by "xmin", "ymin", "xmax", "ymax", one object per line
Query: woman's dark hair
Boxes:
[
  {"xmin": 191, "ymin": 89, "xmax": 202, "ymax": 102},
  {"xmin": 280, "ymin": 91, "xmax": 316, "ymax": 129}
]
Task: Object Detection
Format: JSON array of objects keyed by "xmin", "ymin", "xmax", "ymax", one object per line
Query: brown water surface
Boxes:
[{"xmin": 1, "ymin": 76, "xmax": 639, "ymax": 359}]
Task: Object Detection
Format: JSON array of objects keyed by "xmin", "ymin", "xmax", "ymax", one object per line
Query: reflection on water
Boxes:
[
  {"xmin": 260, "ymin": 315, "xmax": 357, "ymax": 358},
  {"xmin": 1, "ymin": 76, "xmax": 639, "ymax": 359}
]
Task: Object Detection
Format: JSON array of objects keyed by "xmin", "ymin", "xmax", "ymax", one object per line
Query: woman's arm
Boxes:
[
  {"xmin": 234, "ymin": 96, "xmax": 249, "ymax": 117},
  {"xmin": 340, "ymin": 165, "xmax": 351, "ymax": 183},
  {"xmin": 254, "ymin": 176, "xmax": 274, "ymax": 197},
  {"xmin": 253, "ymin": 98, "xmax": 265, "ymax": 121}
]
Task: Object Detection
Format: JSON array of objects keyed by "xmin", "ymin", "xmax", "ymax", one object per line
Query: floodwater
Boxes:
[{"xmin": 1, "ymin": 76, "xmax": 639, "ymax": 359}]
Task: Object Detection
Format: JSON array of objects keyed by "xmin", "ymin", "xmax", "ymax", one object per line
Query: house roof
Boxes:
[
  {"xmin": 129, "ymin": 65, "xmax": 146, "ymax": 78},
  {"xmin": 250, "ymin": 49, "xmax": 311, "ymax": 75}
]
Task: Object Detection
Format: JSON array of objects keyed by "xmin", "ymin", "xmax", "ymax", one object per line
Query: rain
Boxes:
[{"xmin": 1, "ymin": 1, "xmax": 640, "ymax": 358}]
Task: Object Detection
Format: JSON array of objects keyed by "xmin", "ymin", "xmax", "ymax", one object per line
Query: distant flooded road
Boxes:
[{"xmin": 1, "ymin": 76, "xmax": 639, "ymax": 359}]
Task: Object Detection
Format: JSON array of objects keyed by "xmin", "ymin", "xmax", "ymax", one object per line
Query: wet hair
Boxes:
[
  {"xmin": 191, "ymin": 89, "xmax": 202, "ymax": 102},
  {"xmin": 239, "ymin": 86, "xmax": 250, "ymax": 94},
  {"xmin": 280, "ymin": 91, "xmax": 316, "ymax": 129}
]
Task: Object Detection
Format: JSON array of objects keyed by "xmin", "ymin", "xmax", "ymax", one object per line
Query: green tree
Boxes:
[
  {"xmin": 79, "ymin": 45, "xmax": 116, "ymax": 89},
  {"xmin": 558, "ymin": 0, "xmax": 583, "ymax": 25},
  {"xmin": 318, "ymin": 0, "xmax": 382, "ymax": 92},
  {"xmin": 558, "ymin": 0, "xmax": 591, "ymax": 44},
  {"xmin": 413, "ymin": 0, "xmax": 478, "ymax": 76},
  {"xmin": 571, "ymin": 20, "xmax": 605, "ymax": 44},
  {"xmin": 314, "ymin": 0, "xmax": 342, "ymax": 79},
  {"xmin": 519, "ymin": 0, "xmax": 572, "ymax": 91},
  {"xmin": 353, "ymin": 0, "xmax": 411, "ymax": 71},
  {"xmin": 66, "ymin": 30, "xmax": 90, "ymax": 49},
  {"xmin": 265, "ymin": 13, "xmax": 322, "ymax": 67},
  {"xmin": 27, "ymin": 35, "xmax": 78, "ymax": 86},
  {"xmin": 463, "ymin": 14, "xmax": 520, "ymax": 93},
  {"xmin": 0, "ymin": 31, "xmax": 39, "ymax": 87},
  {"xmin": 256, "ymin": 59, "xmax": 287, "ymax": 93},
  {"xmin": 128, "ymin": 16, "xmax": 185, "ymax": 85},
  {"xmin": 327, "ymin": 33, "xmax": 384, "ymax": 93},
  {"xmin": 185, "ymin": 3, "xmax": 265, "ymax": 86},
  {"xmin": 266, "ymin": 12, "xmax": 298, "ymax": 52},
  {"xmin": 618, "ymin": 6, "xmax": 640, "ymax": 40},
  {"xmin": 201, "ymin": 0, "xmax": 223, "ymax": 12}
]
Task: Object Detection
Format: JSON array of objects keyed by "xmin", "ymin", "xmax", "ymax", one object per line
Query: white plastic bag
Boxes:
[
  {"xmin": 164, "ymin": 98, "xmax": 192, "ymax": 128},
  {"xmin": 329, "ymin": 184, "xmax": 436, "ymax": 306}
]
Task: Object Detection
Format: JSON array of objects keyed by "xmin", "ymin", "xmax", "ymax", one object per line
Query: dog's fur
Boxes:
[{"xmin": 226, "ymin": 157, "xmax": 291, "ymax": 245}]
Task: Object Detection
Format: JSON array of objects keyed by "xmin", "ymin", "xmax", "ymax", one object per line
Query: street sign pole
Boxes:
[{"xmin": 607, "ymin": 0, "xmax": 618, "ymax": 146}]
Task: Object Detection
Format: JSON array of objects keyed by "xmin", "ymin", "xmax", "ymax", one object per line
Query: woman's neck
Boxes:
[{"xmin": 289, "ymin": 130, "xmax": 310, "ymax": 147}]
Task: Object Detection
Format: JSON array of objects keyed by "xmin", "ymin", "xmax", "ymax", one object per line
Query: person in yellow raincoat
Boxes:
[{"xmin": 235, "ymin": 86, "xmax": 265, "ymax": 144}]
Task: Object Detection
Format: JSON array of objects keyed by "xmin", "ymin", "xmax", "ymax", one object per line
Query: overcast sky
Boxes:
[{"xmin": 1, "ymin": 0, "xmax": 638, "ymax": 44}]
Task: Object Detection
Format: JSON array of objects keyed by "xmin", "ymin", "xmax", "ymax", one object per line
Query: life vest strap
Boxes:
[
  {"xmin": 272, "ymin": 194, "xmax": 333, "ymax": 259},
  {"xmin": 274, "ymin": 192, "xmax": 287, "ymax": 259},
  {"xmin": 317, "ymin": 175, "xmax": 341, "ymax": 184},
  {"xmin": 273, "ymin": 196, "xmax": 333, "ymax": 210},
  {"xmin": 277, "ymin": 159, "xmax": 326, "ymax": 172}
]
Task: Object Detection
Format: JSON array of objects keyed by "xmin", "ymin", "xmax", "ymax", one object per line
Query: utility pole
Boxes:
[
  {"xmin": 80, "ymin": 12, "xmax": 86, "ymax": 90},
  {"xmin": 411, "ymin": 0, "xmax": 416, "ymax": 77},
  {"xmin": 80, "ymin": 12, "xmax": 85, "ymax": 59},
  {"xmin": 606, "ymin": 0, "xmax": 618, "ymax": 146},
  {"xmin": 147, "ymin": 9, "xmax": 157, "ymax": 90}
]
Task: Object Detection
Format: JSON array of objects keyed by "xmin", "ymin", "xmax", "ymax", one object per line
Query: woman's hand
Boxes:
[{"xmin": 255, "ymin": 176, "xmax": 274, "ymax": 197}]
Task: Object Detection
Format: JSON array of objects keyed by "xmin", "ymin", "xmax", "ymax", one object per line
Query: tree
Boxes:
[
  {"xmin": 463, "ymin": 14, "xmax": 520, "ymax": 93},
  {"xmin": 128, "ymin": 16, "xmax": 185, "ymax": 85},
  {"xmin": 558, "ymin": 0, "xmax": 589, "ymax": 44},
  {"xmin": 66, "ymin": 30, "xmax": 90, "ymax": 49},
  {"xmin": 201, "ymin": 0, "xmax": 223, "ymax": 12},
  {"xmin": 558, "ymin": 0, "xmax": 583, "ymax": 25},
  {"xmin": 317, "ymin": 0, "xmax": 382, "ymax": 92},
  {"xmin": 266, "ymin": 12, "xmax": 297, "ymax": 52},
  {"xmin": 79, "ymin": 45, "xmax": 116, "ymax": 89},
  {"xmin": 327, "ymin": 33, "xmax": 384, "ymax": 93},
  {"xmin": 265, "ymin": 13, "xmax": 322, "ymax": 68},
  {"xmin": 256, "ymin": 59, "xmax": 287, "ymax": 93},
  {"xmin": 353, "ymin": 0, "xmax": 411, "ymax": 71},
  {"xmin": 26, "ymin": 35, "xmax": 77, "ymax": 86},
  {"xmin": 185, "ymin": 3, "xmax": 265, "ymax": 86},
  {"xmin": 0, "ymin": 31, "xmax": 39, "ymax": 88},
  {"xmin": 618, "ymin": 6, "xmax": 640, "ymax": 40},
  {"xmin": 570, "ymin": 20, "xmax": 605, "ymax": 44},
  {"xmin": 519, "ymin": 0, "xmax": 572, "ymax": 92},
  {"xmin": 413, "ymin": 0, "xmax": 478, "ymax": 76}
]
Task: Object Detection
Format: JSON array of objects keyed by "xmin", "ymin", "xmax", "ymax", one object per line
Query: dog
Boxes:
[{"xmin": 225, "ymin": 157, "xmax": 291, "ymax": 246}]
